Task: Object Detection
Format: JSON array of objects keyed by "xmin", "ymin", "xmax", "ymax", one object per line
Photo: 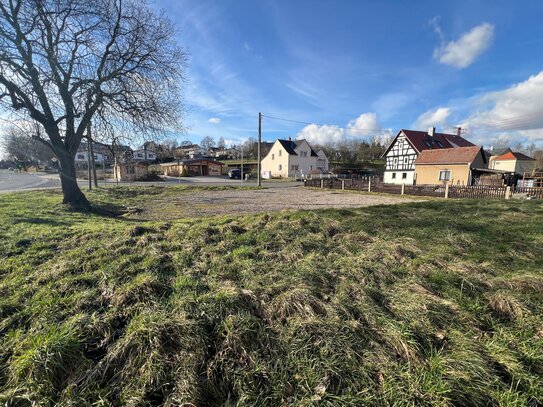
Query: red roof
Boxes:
[
  {"xmin": 493, "ymin": 151, "xmax": 535, "ymax": 161},
  {"xmin": 401, "ymin": 129, "xmax": 475, "ymax": 152},
  {"xmin": 415, "ymin": 146, "xmax": 483, "ymax": 165}
]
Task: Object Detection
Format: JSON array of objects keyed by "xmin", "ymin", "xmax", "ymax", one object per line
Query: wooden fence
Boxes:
[
  {"xmin": 304, "ymin": 178, "xmax": 543, "ymax": 200},
  {"xmin": 448, "ymin": 185, "xmax": 507, "ymax": 199}
]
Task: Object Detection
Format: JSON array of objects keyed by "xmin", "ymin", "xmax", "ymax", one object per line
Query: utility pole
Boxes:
[
  {"xmin": 257, "ymin": 112, "xmax": 262, "ymax": 186},
  {"xmin": 240, "ymin": 147, "xmax": 244, "ymax": 183},
  {"xmin": 87, "ymin": 122, "xmax": 98, "ymax": 187},
  {"xmin": 87, "ymin": 137, "xmax": 92, "ymax": 190}
]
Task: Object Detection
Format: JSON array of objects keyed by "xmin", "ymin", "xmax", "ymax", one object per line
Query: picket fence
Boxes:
[{"xmin": 304, "ymin": 178, "xmax": 543, "ymax": 200}]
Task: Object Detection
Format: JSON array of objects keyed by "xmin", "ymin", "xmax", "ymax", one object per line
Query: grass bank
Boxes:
[{"xmin": 1, "ymin": 187, "xmax": 542, "ymax": 405}]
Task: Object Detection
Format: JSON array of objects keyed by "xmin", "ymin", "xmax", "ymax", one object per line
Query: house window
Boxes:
[
  {"xmin": 295, "ymin": 165, "xmax": 299, "ymax": 170},
  {"xmin": 393, "ymin": 157, "xmax": 398, "ymax": 166},
  {"xmin": 392, "ymin": 172, "xmax": 396, "ymax": 179},
  {"xmin": 137, "ymin": 153, "xmax": 143, "ymax": 158},
  {"xmin": 291, "ymin": 165, "xmax": 295, "ymax": 170},
  {"xmin": 404, "ymin": 157, "xmax": 409, "ymax": 165},
  {"xmin": 77, "ymin": 154, "xmax": 84, "ymax": 160},
  {"xmin": 439, "ymin": 170, "xmax": 451, "ymax": 181},
  {"xmin": 278, "ymin": 164, "xmax": 282, "ymax": 171},
  {"xmin": 279, "ymin": 150, "xmax": 282, "ymax": 156},
  {"xmin": 402, "ymin": 173, "xmax": 407, "ymax": 179},
  {"xmin": 272, "ymin": 154, "xmax": 275, "ymax": 160}
]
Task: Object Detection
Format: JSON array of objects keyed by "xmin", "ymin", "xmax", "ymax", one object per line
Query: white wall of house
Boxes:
[
  {"xmin": 384, "ymin": 170, "xmax": 415, "ymax": 184},
  {"xmin": 132, "ymin": 149, "xmax": 156, "ymax": 161},
  {"xmin": 75, "ymin": 151, "xmax": 105, "ymax": 163},
  {"xmin": 292, "ymin": 140, "xmax": 318, "ymax": 177},
  {"xmin": 383, "ymin": 132, "xmax": 418, "ymax": 185}
]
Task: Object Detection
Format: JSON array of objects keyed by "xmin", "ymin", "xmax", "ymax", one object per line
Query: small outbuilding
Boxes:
[
  {"xmin": 160, "ymin": 158, "xmax": 224, "ymax": 177},
  {"xmin": 114, "ymin": 162, "xmax": 149, "ymax": 181}
]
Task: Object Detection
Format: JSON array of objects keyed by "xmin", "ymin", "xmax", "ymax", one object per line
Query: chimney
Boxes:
[
  {"xmin": 456, "ymin": 127, "xmax": 462, "ymax": 137},
  {"xmin": 428, "ymin": 127, "xmax": 435, "ymax": 137},
  {"xmin": 288, "ymin": 137, "xmax": 291, "ymax": 141}
]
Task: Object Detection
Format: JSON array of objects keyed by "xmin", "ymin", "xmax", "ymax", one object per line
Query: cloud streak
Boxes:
[{"xmin": 433, "ymin": 23, "xmax": 494, "ymax": 68}]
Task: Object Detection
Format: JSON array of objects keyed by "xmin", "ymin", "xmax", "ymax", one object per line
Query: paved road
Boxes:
[{"xmin": 0, "ymin": 170, "xmax": 300, "ymax": 193}]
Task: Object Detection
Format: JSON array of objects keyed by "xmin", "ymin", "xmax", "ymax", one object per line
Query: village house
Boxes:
[
  {"xmin": 132, "ymin": 148, "xmax": 157, "ymax": 161},
  {"xmin": 488, "ymin": 151, "xmax": 535, "ymax": 175},
  {"xmin": 260, "ymin": 138, "xmax": 328, "ymax": 178},
  {"xmin": 173, "ymin": 144, "xmax": 211, "ymax": 159},
  {"xmin": 383, "ymin": 127, "xmax": 475, "ymax": 184},
  {"xmin": 75, "ymin": 150, "xmax": 106, "ymax": 164},
  {"xmin": 413, "ymin": 146, "xmax": 487, "ymax": 185},
  {"xmin": 160, "ymin": 158, "xmax": 223, "ymax": 176},
  {"xmin": 213, "ymin": 147, "xmax": 241, "ymax": 160}
]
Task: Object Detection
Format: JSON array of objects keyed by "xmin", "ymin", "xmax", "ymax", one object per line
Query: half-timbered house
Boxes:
[{"xmin": 382, "ymin": 127, "xmax": 475, "ymax": 184}]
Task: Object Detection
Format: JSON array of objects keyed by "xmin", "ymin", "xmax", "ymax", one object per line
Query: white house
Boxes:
[
  {"xmin": 75, "ymin": 151, "xmax": 106, "ymax": 163},
  {"xmin": 261, "ymin": 138, "xmax": 328, "ymax": 178},
  {"xmin": 132, "ymin": 148, "xmax": 157, "ymax": 161},
  {"xmin": 382, "ymin": 128, "xmax": 475, "ymax": 185}
]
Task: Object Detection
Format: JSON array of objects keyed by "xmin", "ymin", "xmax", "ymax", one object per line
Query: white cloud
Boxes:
[
  {"xmin": 433, "ymin": 23, "xmax": 494, "ymax": 68},
  {"xmin": 208, "ymin": 117, "xmax": 221, "ymax": 124},
  {"xmin": 346, "ymin": 112, "xmax": 380, "ymax": 136},
  {"xmin": 463, "ymin": 71, "xmax": 543, "ymax": 142},
  {"xmin": 295, "ymin": 112, "xmax": 392, "ymax": 145},
  {"xmin": 243, "ymin": 42, "xmax": 252, "ymax": 52},
  {"xmin": 297, "ymin": 124, "xmax": 344, "ymax": 145},
  {"xmin": 415, "ymin": 107, "xmax": 451, "ymax": 129}
]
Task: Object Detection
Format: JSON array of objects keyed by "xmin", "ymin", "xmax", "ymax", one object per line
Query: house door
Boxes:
[{"xmin": 202, "ymin": 165, "xmax": 209, "ymax": 176}]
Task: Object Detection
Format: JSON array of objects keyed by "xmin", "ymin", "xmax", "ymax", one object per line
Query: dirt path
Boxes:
[{"xmin": 133, "ymin": 186, "xmax": 421, "ymax": 220}]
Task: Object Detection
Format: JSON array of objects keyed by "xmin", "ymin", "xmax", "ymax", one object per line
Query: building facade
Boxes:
[
  {"xmin": 383, "ymin": 128, "xmax": 475, "ymax": 184},
  {"xmin": 260, "ymin": 139, "xmax": 328, "ymax": 178},
  {"xmin": 414, "ymin": 146, "xmax": 486, "ymax": 185}
]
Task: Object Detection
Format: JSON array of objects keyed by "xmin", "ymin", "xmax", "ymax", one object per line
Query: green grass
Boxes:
[{"xmin": 1, "ymin": 187, "xmax": 542, "ymax": 406}]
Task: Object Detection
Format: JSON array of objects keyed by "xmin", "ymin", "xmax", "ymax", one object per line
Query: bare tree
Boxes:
[
  {"xmin": 1, "ymin": 124, "xmax": 54, "ymax": 165},
  {"xmin": 200, "ymin": 136, "xmax": 215, "ymax": 151},
  {"xmin": 0, "ymin": 0, "xmax": 187, "ymax": 208}
]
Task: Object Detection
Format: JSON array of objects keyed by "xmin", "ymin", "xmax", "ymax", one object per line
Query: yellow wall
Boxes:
[
  {"xmin": 415, "ymin": 164, "xmax": 471, "ymax": 185},
  {"xmin": 261, "ymin": 141, "xmax": 290, "ymax": 178}
]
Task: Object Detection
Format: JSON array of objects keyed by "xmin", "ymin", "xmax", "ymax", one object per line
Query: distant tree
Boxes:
[
  {"xmin": 533, "ymin": 150, "xmax": 543, "ymax": 170},
  {"xmin": 1, "ymin": 124, "xmax": 54, "ymax": 165},
  {"xmin": 200, "ymin": 136, "xmax": 215, "ymax": 150},
  {"xmin": 0, "ymin": 0, "xmax": 187, "ymax": 208},
  {"xmin": 242, "ymin": 138, "xmax": 258, "ymax": 159},
  {"xmin": 217, "ymin": 137, "xmax": 226, "ymax": 149},
  {"xmin": 180, "ymin": 140, "xmax": 193, "ymax": 146}
]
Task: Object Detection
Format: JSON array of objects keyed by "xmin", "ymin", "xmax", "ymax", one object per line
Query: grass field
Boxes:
[{"xmin": 1, "ymin": 187, "xmax": 542, "ymax": 406}]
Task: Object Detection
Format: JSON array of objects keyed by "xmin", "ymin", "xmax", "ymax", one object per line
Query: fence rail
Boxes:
[{"xmin": 304, "ymin": 179, "xmax": 543, "ymax": 200}]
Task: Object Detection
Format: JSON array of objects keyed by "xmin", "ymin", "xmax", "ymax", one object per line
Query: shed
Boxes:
[
  {"xmin": 114, "ymin": 162, "xmax": 148, "ymax": 181},
  {"xmin": 160, "ymin": 158, "xmax": 224, "ymax": 177}
]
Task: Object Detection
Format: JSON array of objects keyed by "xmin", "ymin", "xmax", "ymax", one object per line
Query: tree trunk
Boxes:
[{"xmin": 58, "ymin": 152, "xmax": 90, "ymax": 209}]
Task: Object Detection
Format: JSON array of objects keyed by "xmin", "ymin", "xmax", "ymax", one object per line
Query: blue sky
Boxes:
[{"xmin": 159, "ymin": 0, "xmax": 543, "ymax": 148}]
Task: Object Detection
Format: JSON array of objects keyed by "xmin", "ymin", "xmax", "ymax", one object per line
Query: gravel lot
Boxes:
[{"xmin": 136, "ymin": 186, "xmax": 421, "ymax": 219}]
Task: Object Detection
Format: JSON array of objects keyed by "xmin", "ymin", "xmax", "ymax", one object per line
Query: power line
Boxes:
[{"xmin": 261, "ymin": 113, "xmax": 386, "ymax": 134}]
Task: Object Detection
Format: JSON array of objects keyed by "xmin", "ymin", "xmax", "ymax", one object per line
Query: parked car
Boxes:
[{"xmin": 228, "ymin": 168, "xmax": 241, "ymax": 179}]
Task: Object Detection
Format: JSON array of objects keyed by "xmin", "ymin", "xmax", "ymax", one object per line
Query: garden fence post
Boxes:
[
  {"xmin": 342, "ymin": 180, "xmax": 345, "ymax": 190},
  {"xmin": 320, "ymin": 179, "xmax": 324, "ymax": 189},
  {"xmin": 505, "ymin": 186, "xmax": 511, "ymax": 199},
  {"xmin": 368, "ymin": 179, "xmax": 371, "ymax": 192},
  {"xmin": 445, "ymin": 183, "xmax": 449, "ymax": 199},
  {"xmin": 401, "ymin": 183, "xmax": 405, "ymax": 195}
]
